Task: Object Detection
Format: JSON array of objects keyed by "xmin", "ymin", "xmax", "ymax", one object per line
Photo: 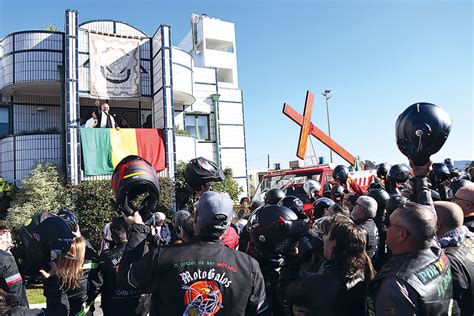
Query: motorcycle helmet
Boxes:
[
  {"xmin": 313, "ymin": 197, "xmax": 335, "ymax": 219},
  {"xmin": 376, "ymin": 163, "xmax": 391, "ymax": 180},
  {"xmin": 278, "ymin": 195, "xmax": 305, "ymax": 216},
  {"xmin": 248, "ymin": 205, "xmax": 309, "ymax": 256},
  {"xmin": 331, "ymin": 184, "xmax": 345, "ymax": 199},
  {"xmin": 112, "ymin": 155, "xmax": 160, "ymax": 221},
  {"xmin": 184, "ymin": 157, "xmax": 225, "ymax": 191},
  {"xmin": 395, "ymin": 102, "xmax": 452, "ymax": 166},
  {"xmin": 303, "ymin": 180, "xmax": 321, "ymax": 197},
  {"xmin": 264, "ymin": 188, "xmax": 286, "ymax": 205},
  {"xmin": 332, "ymin": 165, "xmax": 349, "ymax": 185},
  {"xmin": 387, "ymin": 164, "xmax": 410, "ymax": 183},
  {"xmin": 385, "ymin": 194, "xmax": 408, "ymax": 217},
  {"xmin": 366, "ymin": 188, "xmax": 390, "ymax": 220},
  {"xmin": 430, "ymin": 163, "xmax": 451, "ymax": 184},
  {"xmin": 18, "ymin": 213, "xmax": 74, "ymax": 274},
  {"xmin": 57, "ymin": 209, "xmax": 79, "ymax": 232}
]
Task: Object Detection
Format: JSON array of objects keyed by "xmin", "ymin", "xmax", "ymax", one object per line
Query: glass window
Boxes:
[
  {"xmin": 185, "ymin": 114, "xmax": 209, "ymax": 140},
  {"xmin": 0, "ymin": 107, "xmax": 9, "ymax": 137}
]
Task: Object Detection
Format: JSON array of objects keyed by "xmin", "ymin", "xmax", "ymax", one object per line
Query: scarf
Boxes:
[{"xmin": 439, "ymin": 225, "xmax": 470, "ymax": 247}]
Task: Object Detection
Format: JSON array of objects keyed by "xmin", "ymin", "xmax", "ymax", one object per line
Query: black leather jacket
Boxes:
[
  {"xmin": 0, "ymin": 250, "xmax": 28, "ymax": 307},
  {"xmin": 372, "ymin": 246, "xmax": 453, "ymax": 316},
  {"xmin": 118, "ymin": 223, "xmax": 268, "ymax": 315},
  {"xmin": 356, "ymin": 218, "xmax": 379, "ymax": 260},
  {"xmin": 444, "ymin": 233, "xmax": 474, "ymax": 315}
]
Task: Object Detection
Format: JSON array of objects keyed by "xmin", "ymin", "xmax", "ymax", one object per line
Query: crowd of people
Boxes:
[{"xmin": 0, "ymin": 101, "xmax": 473, "ymax": 315}]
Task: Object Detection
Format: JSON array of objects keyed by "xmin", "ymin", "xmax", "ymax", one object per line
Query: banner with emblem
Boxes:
[{"xmin": 89, "ymin": 33, "xmax": 141, "ymax": 98}]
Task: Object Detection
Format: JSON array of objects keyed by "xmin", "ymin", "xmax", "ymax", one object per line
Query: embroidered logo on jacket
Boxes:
[{"xmin": 183, "ymin": 280, "xmax": 223, "ymax": 315}]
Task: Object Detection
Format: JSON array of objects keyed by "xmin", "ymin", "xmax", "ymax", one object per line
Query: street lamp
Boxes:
[{"xmin": 322, "ymin": 89, "xmax": 333, "ymax": 163}]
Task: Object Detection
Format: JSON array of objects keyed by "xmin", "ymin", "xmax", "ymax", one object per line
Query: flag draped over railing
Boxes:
[{"xmin": 80, "ymin": 128, "xmax": 165, "ymax": 176}]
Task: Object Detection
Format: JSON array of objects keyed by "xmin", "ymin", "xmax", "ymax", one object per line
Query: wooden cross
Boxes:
[{"xmin": 283, "ymin": 90, "xmax": 356, "ymax": 166}]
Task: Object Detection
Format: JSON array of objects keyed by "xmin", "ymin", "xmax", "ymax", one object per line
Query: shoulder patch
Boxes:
[{"xmin": 415, "ymin": 252, "xmax": 449, "ymax": 285}]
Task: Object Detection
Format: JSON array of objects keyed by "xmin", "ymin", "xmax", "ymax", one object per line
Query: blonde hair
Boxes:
[{"xmin": 56, "ymin": 236, "xmax": 86, "ymax": 290}]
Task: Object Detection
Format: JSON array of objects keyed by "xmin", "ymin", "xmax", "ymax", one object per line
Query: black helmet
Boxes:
[
  {"xmin": 395, "ymin": 102, "xmax": 452, "ymax": 166},
  {"xmin": 278, "ymin": 195, "xmax": 305, "ymax": 216},
  {"xmin": 264, "ymin": 188, "xmax": 286, "ymax": 205},
  {"xmin": 18, "ymin": 213, "xmax": 74, "ymax": 273},
  {"xmin": 366, "ymin": 189, "xmax": 390, "ymax": 214},
  {"xmin": 57, "ymin": 209, "xmax": 78, "ymax": 232},
  {"xmin": 387, "ymin": 164, "xmax": 410, "ymax": 183},
  {"xmin": 184, "ymin": 157, "xmax": 225, "ymax": 191},
  {"xmin": 313, "ymin": 197, "xmax": 335, "ymax": 219},
  {"xmin": 248, "ymin": 205, "xmax": 309, "ymax": 256},
  {"xmin": 332, "ymin": 165, "xmax": 349, "ymax": 185},
  {"xmin": 330, "ymin": 184, "xmax": 345, "ymax": 199},
  {"xmin": 376, "ymin": 163, "xmax": 391, "ymax": 179},
  {"xmin": 111, "ymin": 155, "xmax": 160, "ymax": 220},
  {"xmin": 385, "ymin": 194, "xmax": 408, "ymax": 217},
  {"xmin": 38, "ymin": 216, "xmax": 75, "ymax": 260},
  {"xmin": 430, "ymin": 163, "xmax": 451, "ymax": 183},
  {"xmin": 444, "ymin": 158, "xmax": 454, "ymax": 166},
  {"xmin": 449, "ymin": 179, "xmax": 472, "ymax": 196}
]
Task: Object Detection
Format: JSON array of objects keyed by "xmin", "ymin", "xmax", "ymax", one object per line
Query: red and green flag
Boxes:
[{"xmin": 80, "ymin": 128, "xmax": 165, "ymax": 176}]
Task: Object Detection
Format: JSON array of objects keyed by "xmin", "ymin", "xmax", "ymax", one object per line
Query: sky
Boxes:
[{"xmin": 1, "ymin": 0, "xmax": 472, "ymax": 171}]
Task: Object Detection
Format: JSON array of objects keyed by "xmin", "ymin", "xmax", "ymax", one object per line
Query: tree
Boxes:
[
  {"xmin": 212, "ymin": 167, "xmax": 243, "ymax": 202},
  {"xmin": 7, "ymin": 162, "xmax": 73, "ymax": 229},
  {"xmin": 43, "ymin": 24, "xmax": 59, "ymax": 31}
]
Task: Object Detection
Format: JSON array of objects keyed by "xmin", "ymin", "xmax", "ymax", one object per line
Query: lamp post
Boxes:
[
  {"xmin": 322, "ymin": 89, "xmax": 333, "ymax": 163},
  {"xmin": 210, "ymin": 94, "xmax": 221, "ymax": 168}
]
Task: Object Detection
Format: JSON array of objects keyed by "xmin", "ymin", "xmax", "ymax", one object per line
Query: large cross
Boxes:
[{"xmin": 283, "ymin": 90, "xmax": 356, "ymax": 166}]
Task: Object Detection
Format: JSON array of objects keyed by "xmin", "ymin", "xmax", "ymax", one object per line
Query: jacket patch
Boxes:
[
  {"xmin": 415, "ymin": 253, "xmax": 448, "ymax": 285},
  {"xmin": 183, "ymin": 280, "xmax": 223, "ymax": 315},
  {"xmin": 5, "ymin": 273, "xmax": 22, "ymax": 285}
]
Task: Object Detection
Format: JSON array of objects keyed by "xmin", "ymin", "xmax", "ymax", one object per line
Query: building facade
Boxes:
[{"xmin": 0, "ymin": 10, "xmax": 248, "ymax": 196}]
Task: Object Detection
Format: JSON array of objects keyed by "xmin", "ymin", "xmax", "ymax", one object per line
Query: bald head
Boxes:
[
  {"xmin": 434, "ymin": 201, "xmax": 464, "ymax": 237},
  {"xmin": 455, "ymin": 184, "xmax": 474, "ymax": 216}
]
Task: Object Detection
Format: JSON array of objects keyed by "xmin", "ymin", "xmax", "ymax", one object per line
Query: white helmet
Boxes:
[{"xmin": 303, "ymin": 180, "xmax": 321, "ymax": 197}]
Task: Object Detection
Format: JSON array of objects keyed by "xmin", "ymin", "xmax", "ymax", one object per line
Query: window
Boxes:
[
  {"xmin": 0, "ymin": 107, "xmax": 9, "ymax": 138},
  {"xmin": 185, "ymin": 114, "xmax": 210, "ymax": 140}
]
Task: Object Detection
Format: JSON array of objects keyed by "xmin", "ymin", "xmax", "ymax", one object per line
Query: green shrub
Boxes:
[
  {"xmin": 157, "ymin": 176, "xmax": 174, "ymax": 218},
  {"xmin": 175, "ymin": 161, "xmax": 195, "ymax": 210},
  {"xmin": 212, "ymin": 167, "xmax": 243, "ymax": 203},
  {"xmin": 7, "ymin": 162, "xmax": 73, "ymax": 229},
  {"xmin": 74, "ymin": 180, "xmax": 115, "ymax": 250}
]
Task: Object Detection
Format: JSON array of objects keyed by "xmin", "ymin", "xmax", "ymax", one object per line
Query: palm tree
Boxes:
[{"xmin": 43, "ymin": 24, "xmax": 59, "ymax": 31}]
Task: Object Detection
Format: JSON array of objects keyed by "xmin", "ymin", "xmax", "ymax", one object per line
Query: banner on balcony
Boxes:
[
  {"xmin": 89, "ymin": 33, "xmax": 141, "ymax": 98},
  {"xmin": 80, "ymin": 128, "xmax": 165, "ymax": 176}
]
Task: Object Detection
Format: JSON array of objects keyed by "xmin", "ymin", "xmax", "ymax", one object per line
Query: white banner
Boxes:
[{"xmin": 89, "ymin": 33, "xmax": 141, "ymax": 98}]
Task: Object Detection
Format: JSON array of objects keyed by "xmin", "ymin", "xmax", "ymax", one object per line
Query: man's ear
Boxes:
[{"xmin": 398, "ymin": 227, "xmax": 410, "ymax": 242}]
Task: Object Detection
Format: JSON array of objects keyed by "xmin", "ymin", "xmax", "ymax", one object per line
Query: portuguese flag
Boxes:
[{"xmin": 80, "ymin": 128, "xmax": 166, "ymax": 176}]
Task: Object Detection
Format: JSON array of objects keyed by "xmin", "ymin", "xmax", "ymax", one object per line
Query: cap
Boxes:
[{"xmin": 196, "ymin": 192, "xmax": 234, "ymax": 229}]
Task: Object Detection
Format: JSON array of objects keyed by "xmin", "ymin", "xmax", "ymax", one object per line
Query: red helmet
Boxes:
[{"xmin": 112, "ymin": 155, "xmax": 160, "ymax": 218}]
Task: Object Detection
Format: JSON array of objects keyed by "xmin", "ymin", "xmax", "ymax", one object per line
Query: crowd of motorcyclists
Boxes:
[{"xmin": 0, "ymin": 102, "xmax": 473, "ymax": 315}]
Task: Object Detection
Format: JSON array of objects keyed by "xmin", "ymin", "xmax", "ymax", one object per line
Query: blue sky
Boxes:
[{"xmin": 1, "ymin": 0, "xmax": 472, "ymax": 170}]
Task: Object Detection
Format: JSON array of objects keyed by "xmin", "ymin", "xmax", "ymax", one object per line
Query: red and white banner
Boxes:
[{"xmin": 89, "ymin": 33, "xmax": 141, "ymax": 98}]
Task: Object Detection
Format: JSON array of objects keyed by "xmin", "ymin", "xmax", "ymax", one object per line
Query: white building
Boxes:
[{"xmin": 0, "ymin": 10, "xmax": 248, "ymax": 198}]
